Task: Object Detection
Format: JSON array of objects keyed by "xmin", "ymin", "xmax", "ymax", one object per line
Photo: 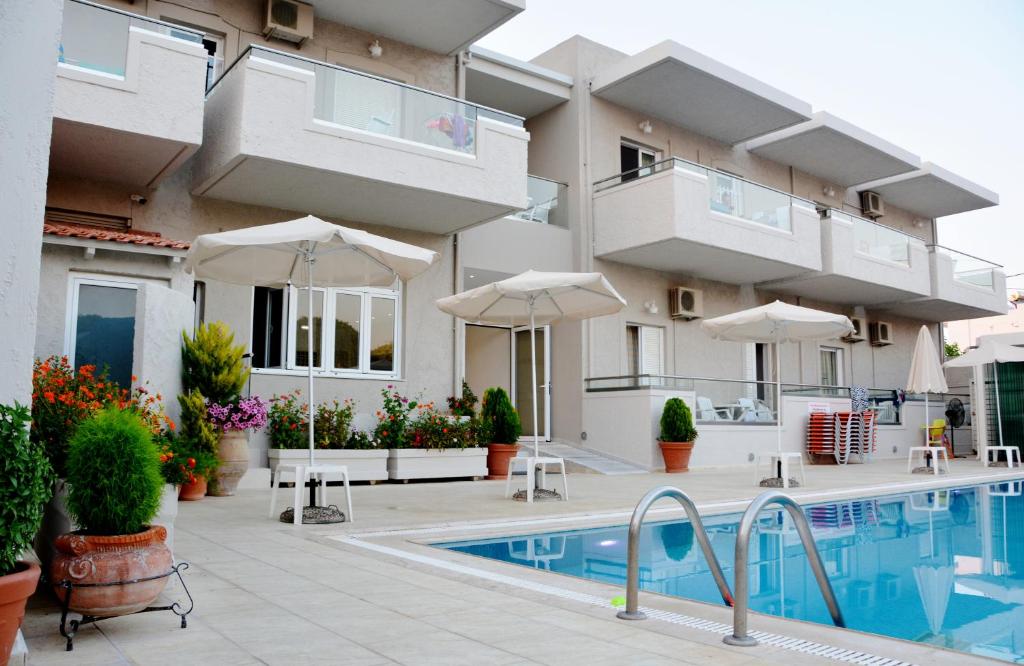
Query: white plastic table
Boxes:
[
  {"xmin": 269, "ymin": 463, "xmax": 353, "ymax": 525},
  {"xmin": 505, "ymin": 457, "xmax": 568, "ymax": 503},
  {"xmin": 906, "ymin": 446, "xmax": 950, "ymax": 475},
  {"xmin": 755, "ymin": 452, "xmax": 805, "ymax": 488},
  {"xmin": 985, "ymin": 446, "xmax": 1021, "ymax": 468}
]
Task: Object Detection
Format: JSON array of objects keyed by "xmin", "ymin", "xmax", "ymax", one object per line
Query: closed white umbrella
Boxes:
[
  {"xmin": 702, "ymin": 301, "xmax": 854, "ymax": 483},
  {"xmin": 913, "ymin": 564, "xmax": 954, "ymax": 637},
  {"xmin": 436, "ymin": 270, "xmax": 626, "ymax": 477},
  {"xmin": 944, "ymin": 341, "xmax": 1024, "ymax": 448},
  {"xmin": 187, "ymin": 216, "xmax": 438, "ymax": 516},
  {"xmin": 907, "ymin": 325, "xmax": 949, "ymax": 451}
]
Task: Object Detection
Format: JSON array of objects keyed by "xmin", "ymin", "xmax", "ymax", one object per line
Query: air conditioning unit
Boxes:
[
  {"xmin": 869, "ymin": 321, "xmax": 894, "ymax": 347},
  {"xmin": 669, "ymin": 287, "xmax": 703, "ymax": 320},
  {"xmin": 843, "ymin": 316, "xmax": 867, "ymax": 343},
  {"xmin": 263, "ymin": 0, "xmax": 313, "ymax": 44},
  {"xmin": 860, "ymin": 190, "xmax": 885, "ymax": 218}
]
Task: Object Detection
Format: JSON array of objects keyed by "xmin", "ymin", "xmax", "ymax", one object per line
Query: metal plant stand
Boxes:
[{"xmin": 57, "ymin": 562, "xmax": 194, "ymax": 652}]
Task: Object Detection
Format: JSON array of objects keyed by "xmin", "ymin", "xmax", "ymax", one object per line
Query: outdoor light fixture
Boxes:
[
  {"xmin": 368, "ymin": 39, "xmax": 383, "ymax": 58},
  {"xmin": 638, "ymin": 119, "xmax": 653, "ymax": 134},
  {"xmin": 822, "ymin": 185, "xmax": 836, "ymax": 197},
  {"xmin": 643, "ymin": 300, "xmax": 659, "ymax": 315}
]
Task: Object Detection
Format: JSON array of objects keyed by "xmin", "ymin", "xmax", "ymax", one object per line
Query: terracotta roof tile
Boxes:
[{"xmin": 43, "ymin": 222, "xmax": 190, "ymax": 250}]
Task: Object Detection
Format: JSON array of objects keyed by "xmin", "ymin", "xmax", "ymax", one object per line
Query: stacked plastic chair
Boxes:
[{"xmin": 806, "ymin": 411, "xmax": 877, "ymax": 464}]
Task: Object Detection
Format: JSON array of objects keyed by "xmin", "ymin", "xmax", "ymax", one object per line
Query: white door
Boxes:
[{"xmin": 511, "ymin": 325, "xmax": 550, "ymax": 441}]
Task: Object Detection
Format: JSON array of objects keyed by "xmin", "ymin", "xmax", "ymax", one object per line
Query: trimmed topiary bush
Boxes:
[
  {"xmin": 65, "ymin": 408, "xmax": 163, "ymax": 536},
  {"xmin": 659, "ymin": 398, "xmax": 697, "ymax": 443},
  {"xmin": 181, "ymin": 322, "xmax": 249, "ymax": 405},
  {"xmin": 0, "ymin": 402, "xmax": 53, "ymax": 575},
  {"xmin": 480, "ymin": 387, "xmax": 521, "ymax": 444}
]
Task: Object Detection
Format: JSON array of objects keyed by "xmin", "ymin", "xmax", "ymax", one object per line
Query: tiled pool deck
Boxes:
[{"xmin": 22, "ymin": 459, "xmax": 1023, "ymax": 665}]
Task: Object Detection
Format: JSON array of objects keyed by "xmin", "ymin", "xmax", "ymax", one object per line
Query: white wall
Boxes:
[{"xmin": 0, "ymin": 0, "xmax": 63, "ymax": 404}]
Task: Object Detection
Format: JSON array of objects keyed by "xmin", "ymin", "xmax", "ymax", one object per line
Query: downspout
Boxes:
[
  {"xmin": 456, "ymin": 51, "xmax": 468, "ymax": 98},
  {"xmin": 452, "ymin": 51, "xmax": 467, "ymax": 395}
]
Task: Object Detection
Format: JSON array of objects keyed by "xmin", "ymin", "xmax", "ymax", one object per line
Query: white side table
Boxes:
[
  {"xmin": 907, "ymin": 447, "xmax": 950, "ymax": 475},
  {"xmin": 755, "ymin": 452, "xmax": 805, "ymax": 488},
  {"xmin": 505, "ymin": 457, "xmax": 568, "ymax": 502},
  {"xmin": 269, "ymin": 463, "xmax": 353, "ymax": 524},
  {"xmin": 985, "ymin": 446, "xmax": 1021, "ymax": 468}
]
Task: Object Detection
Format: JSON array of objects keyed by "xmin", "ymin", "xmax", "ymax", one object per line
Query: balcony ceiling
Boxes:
[
  {"xmin": 591, "ymin": 41, "xmax": 811, "ymax": 145},
  {"xmin": 745, "ymin": 112, "xmax": 921, "ymax": 187},
  {"xmin": 877, "ymin": 297, "xmax": 1008, "ymax": 323},
  {"xmin": 465, "ymin": 46, "xmax": 572, "ymax": 119},
  {"xmin": 310, "ymin": 0, "xmax": 523, "ymax": 54},
  {"xmin": 856, "ymin": 163, "xmax": 999, "ymax": 219},
  {"xmin": 599, "ymin": 240, "xmax": 813, "ymax": 285}
]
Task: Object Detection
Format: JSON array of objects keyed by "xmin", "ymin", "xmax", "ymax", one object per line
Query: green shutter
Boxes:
[{"xmin": 987, "ymin": 362, "xmax": 1024, "ymax": 458}]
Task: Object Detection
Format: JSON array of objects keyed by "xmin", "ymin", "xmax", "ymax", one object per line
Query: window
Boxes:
[
  {"xmin": 251, "ymin": 285, "xmax": 401, "ymax": 377},
  {"xmin": 620, "ymin": 142, "xmax": 659, "ymax": 181},
  {"xmin": 200, "ymin": 34, "xmax": 225, "ymax": 89},
  {"xmin": 626, "ymin": 324, "xmax": 664, "ymax": 379},
  {"xmin": 65, "ymin": 277, "xmax": 138, "ymax": 388},
  {"xmin": 820, "ymin": 346, "xmax": 843, "ymax": 387}
]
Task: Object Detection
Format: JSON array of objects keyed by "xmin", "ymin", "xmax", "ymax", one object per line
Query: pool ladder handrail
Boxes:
[
  {"xmin": 723, "ymin": 490, "xmax": 845, "ymax": 647},
  {"xmin": 615, "ymin": 486, "xmax": 734, "ymax": 621}
]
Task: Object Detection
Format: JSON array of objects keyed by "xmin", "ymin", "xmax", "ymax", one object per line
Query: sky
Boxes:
[{"xmin": 476, "ymin": 0, "xmax": 1024, "ymax": 290}]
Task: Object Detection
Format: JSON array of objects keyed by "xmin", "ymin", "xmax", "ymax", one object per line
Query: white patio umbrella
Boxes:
[
  {"xmin": 436, "ymin": 270, "xmax": 626, "ymax": 462},
  {"xmin": 186, "ymin": 216, "xmax": 438, "ymax": 506},
  {"xmin": 907, "ymin": 325, "xmax": 949, "ymax": 448},
  {"xmin": 944, "ymin": 341, "xmax": 1024, "ymax": 448},
  {"xmin": 702, "ymin": 301, "xmax": 854, "ymax": 482},
  {"xmin": 913, "ymin": 564, "xmax": 955, "ymax": 638}
]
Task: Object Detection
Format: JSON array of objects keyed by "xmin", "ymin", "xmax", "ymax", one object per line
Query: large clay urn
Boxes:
[
  {"xmin": 208, "ymin": 430, "xmax": 249, "ymax": 496},
  {"xmin": 486, "ymin": 443, "xmax": 520, "ymax": 480},
  {"xmin": 51, "ymin": 526, "xmax": 172, "ymax": 617},
  {"xmin": 0, "ymin": 562, "xmax": 41, "ymax": 663}
]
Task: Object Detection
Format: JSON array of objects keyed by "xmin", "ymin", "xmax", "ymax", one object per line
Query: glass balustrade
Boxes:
[{"xmin": 510, "ymin": 176, "xmax": 568, "ymax": 227}]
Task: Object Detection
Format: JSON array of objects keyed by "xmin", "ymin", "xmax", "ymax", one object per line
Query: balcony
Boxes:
[
  {"xmin": 766, "ymin": 209, "xmax": 931, "ymax": 305},
  {"xmin": 192, "ymin": 47, "xmax": 529, "ymax": 234},
  {"xmin": 592, "ymin": 158, "xmax": 821, "ymax": 283},
  {"xmin": 882, "ymin": 246, "xmax": 1007, "ymax": 321},
  {"xmin": 51, "ymin": 0, "xmax": 207, "ymax": 188}
]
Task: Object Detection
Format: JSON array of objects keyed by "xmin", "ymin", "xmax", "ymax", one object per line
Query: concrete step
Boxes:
[{"xmin": 514, "ymin": 442, "xmax": 648, "ymax": 475}]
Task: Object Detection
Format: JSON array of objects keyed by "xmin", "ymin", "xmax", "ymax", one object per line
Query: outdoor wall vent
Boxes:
[
  {"xmin": 263, "ymin": 0, "xmax": 313, "ymax": 44},
  {"xmin": 843, "ymin": 316, "xmax": 867, "ymax": 343},
  {"xmin": 869, "ymin": 321, "xmax": 894, "ymax": 347},
  {"xmin": 860, "ymin": 190, "xmax": 885, "ymax": 218},
  {"xmin": 669, "ymin": 287, "xmax": 703, "ymax": 320}
]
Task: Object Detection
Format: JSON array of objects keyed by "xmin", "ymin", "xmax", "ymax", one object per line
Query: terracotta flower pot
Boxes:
[
  {"xmin": 51, "ymin": 526, "xmax": 172, "ymax": 618},
  {"xmin": 208, "ymin": 430, "xmax": 249, "ymax": 496},
  {"xmin": 486, "ymin": 443, "xmax": 520, "ymax": 480},
  {"xmin": 0, "ymin": 562, "xmax": 41, "ymax": 663},
  {"xmin": 178, "ymin": 476, "xmax": 207, "ymax": 501},
  {"xmin": 659, "ymin": 441, "xmax": 695, "ymax": 473}
]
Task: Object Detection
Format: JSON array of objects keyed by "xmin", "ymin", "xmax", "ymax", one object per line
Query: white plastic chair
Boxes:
[
  {"xmin": 738, "ymin": 398, "xmax": 774, "ymax": 422},
  {"xmin": 696, "ymin": 396, "xmax": 732, "ymax": 421}
]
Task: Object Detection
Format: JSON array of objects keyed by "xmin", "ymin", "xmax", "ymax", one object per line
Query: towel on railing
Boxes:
[{"xmin": 850, "ymin": 385, "xmax": 869, "ymax": 412}]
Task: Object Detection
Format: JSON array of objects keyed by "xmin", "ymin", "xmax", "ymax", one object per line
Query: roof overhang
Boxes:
[
  {"xmin": 309, "ymin": 0, "xmax": 524, "ymax": 55},
  {"xmin": 745, "ymin": 112, "xmax": 921, "ymax": 187},
  {"xmin": 43, "ymin": 234, "xmax": 187, "ymax": 263},
  {"xmin": 856, "ymin": 162, "xmax": 999, "ymax": 218},
  {"xmin": 465, "ymin": 46, "xmax": 572, "ymax": 119},
  {"xmin": 591, "ymin": 40, "xmax": 811, "ymax": 145}
]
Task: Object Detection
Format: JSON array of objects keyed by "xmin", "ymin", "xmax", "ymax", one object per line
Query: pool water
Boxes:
[{"xmin": 442, "ymin": 480, "xmax": 1024, "ymax": 663}]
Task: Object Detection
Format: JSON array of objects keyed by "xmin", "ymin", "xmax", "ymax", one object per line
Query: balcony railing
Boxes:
[
  {"xmin": 824, "ymin": 209, "xmax": 924, "ymax": 266},
  {"xmin": 930, "ymin": 244, "xmax": 1002, "ymax": 289},
  {"xmin": 212, "ymin": 46, "xmax": 523, "ymax": 156},
  {"xmin": 593, "ymin": 157, "xmax": 815, "ymax": 233},
  {"xmin": 509, "ymin": 176, "xmax": 568, "ymax": 227},
  {"xmin": 58, "ymin": 0, "xmax": 203, "ymax": 77}
]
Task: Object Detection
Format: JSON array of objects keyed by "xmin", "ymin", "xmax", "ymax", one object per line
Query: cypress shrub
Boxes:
[
  {"xmin": 659, "ymin": 398, "xmax": 697, "ymax": 443},
  {"xmin": 480, "ymin": 387, "xmax": 521, "ymax": 445},
  {"xmin": 181, "ymin": 322, "xmax": 249, "ymax": 405}
]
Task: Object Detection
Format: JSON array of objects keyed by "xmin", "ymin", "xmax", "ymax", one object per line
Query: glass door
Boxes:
[{"xmin": 512, "ymin": 325, "xmax": 550, "ymax": 441}]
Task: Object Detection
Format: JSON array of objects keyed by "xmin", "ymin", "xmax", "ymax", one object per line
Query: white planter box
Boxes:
[
  {"xmin": 268, "ymin": 449, "xmax": 388, "ymax": 482},
  {"xmin": 387, "ymin": 448, "xmax": 487, "ymax": 481}
]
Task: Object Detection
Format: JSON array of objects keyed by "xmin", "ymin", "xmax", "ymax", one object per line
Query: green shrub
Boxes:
[
  {"xmin": 0, "ymin": 402, "xmax": 53, "ymax": 576},
  {"xmin": 659, "ymin": 398, "xmax": 697, "ymax": 443},
  {"xmin": 177, "ymin": 391, "xmax": 219, "ymax": 459},
  {"xmin": 181, "ymin": 322, "xmax": 249, "ymax": 405},
  {"xmin": 447, "ymin": 380, "xmax": 478, "ymax": 417},
  {"xmin": 65, "ymin": 408, "xmax": 163, "ymax": 535},
  {"xmin": 314, "ymin": 399, "xmax": 355, "ymax": 449},
  {"xmin": 480, "ymin": 388, "xmax": 521, "ymax": 445}
]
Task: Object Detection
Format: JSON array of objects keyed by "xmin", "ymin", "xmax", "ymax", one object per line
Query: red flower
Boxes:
[{"xmin": 43, "ymin": 391, "xmax": 55, "ymax": 403}]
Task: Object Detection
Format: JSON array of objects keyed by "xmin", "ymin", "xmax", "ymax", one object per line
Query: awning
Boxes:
[
  {"xmin": 856, "ymin": 162, "xmax": 999, "ymax": 218},
  {"xmin": 465, "ymin": 46, "xmax": 572, "ymax": 120}
]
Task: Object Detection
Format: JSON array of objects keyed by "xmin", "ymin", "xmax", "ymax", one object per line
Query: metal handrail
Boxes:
[
  {"xmin": 585, "ymin": 374, "xmax": 853, "ymax": 392},
  {"xmin": 615, "ymin": 486, "xmax": 733, "ymax": 621},
  {"xmin": 723, "ymin": 491, "xmax": 844, "ymax": 647},
  {"xmin": 926, "ymin": 243, "xmax": 1003, "ymax": 269},
  {"xmin": 68, "ymin": 0, "xmax": 205, "ymax": 39},
  {"xmin": 824, "ymin": 208, "xmax": 927, "ymax": 245}
]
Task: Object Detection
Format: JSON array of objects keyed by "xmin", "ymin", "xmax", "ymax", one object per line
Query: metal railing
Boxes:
[
  {"xmin": 593, "ymin": 157, "xmax": 816, "ymax": 233},
  {"xmin": 824, "ymin": 208, "xmax": 925, "ymax": 266},
  {"xmin": 59, "ymin": 0, "xmax": 203, "ymax": 78},
  {"xmin": 616, "ymin": 486, "xmax": 733, "ymax": 621},
  {"xmin": 510, "ymin": 176, "xmax": 568, "ymax": 227},
  {"xmin": 723, "ymin": 491, "xmax": 844, "ymax": 647},
  {"xmin": 929, "ymin": 244, "xmax": 1002, "ymax": 289}
]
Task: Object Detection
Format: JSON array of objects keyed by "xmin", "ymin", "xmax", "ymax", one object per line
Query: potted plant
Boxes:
[
  {"xmin": 0, "ymin": 402, "xmax": 53, "ymax": 663},
  {"xmin": 387, "ymin": 400, "xmax": 487, "ymax": 481},
  {"xmin": 658, "ymin": 397, "xmax": 698, "ymax": 472},
  {"xmin": 180, "ymin": 322, "xmax": 249, "ymax": 496},
  {"xmin": 207, "ymin": 396, "xmax": 267, "ymax": 495},
  {"xmin": 267, "ymin": 395, "xmax": 388, "ymax": 483},
  {"xmin": 175, "ymin": 391, "xmax": 219, "ymax": 500},
  {"xmin": 447, "ymin": 380, "xmax": 478, "ymax": 419},
  {"xmin": 480, "ymin": 387, "xmax": 521, "ymax": 479},
  {"xmin": 52, "ymin": 407, "xmax": 171, "ymax": 618}
]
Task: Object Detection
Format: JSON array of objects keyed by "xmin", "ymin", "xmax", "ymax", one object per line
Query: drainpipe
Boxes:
[
  {"xmin": 452, "ymin": 233, "xmax": 462, "ymax": 396},
  {"xmin": 455, "ymin": 51, "xmax": 468, "ymax": 98}
]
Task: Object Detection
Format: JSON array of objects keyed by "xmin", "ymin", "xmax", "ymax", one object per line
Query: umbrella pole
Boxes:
[
  {"xmin": 530, "ymin": 302, "xmax": 540, "ymax": 460},
  {"xmin": 776, "ymin": 341, "xmax": 783, "ymax": 479},
  {"xmin": 995, "ymin": 362, "xmax": 1005, "ymax": 448},
  {"xmin": 307, "ymin": 251, "xmax": 316, "ymax": 506}
]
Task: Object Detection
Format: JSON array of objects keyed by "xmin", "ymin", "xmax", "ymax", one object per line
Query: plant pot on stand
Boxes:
[{"xmin": 208, "ymin": 430, "xmax": 249, "ymax": 496}]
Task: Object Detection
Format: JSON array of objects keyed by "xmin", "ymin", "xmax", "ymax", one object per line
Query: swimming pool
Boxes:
[{"xmin": 442, "ymin": 479, "xmax": 1024, "ymax": 663}]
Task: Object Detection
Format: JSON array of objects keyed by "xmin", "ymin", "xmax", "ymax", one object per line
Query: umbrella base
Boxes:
[
  {"xmin": 512, "ymin": 488, "xmax": 562, "ymax": 502},
  {"xmin": 759, "ymin": 476, "xmax": 800, "ymax": 489},
  {"xmin": 279, "ymin": 505, "xmax": 346, "ymax": 524},
  {"xmin": 910, "ymin": 466, "xmax": 946, "ymax": 475}
]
